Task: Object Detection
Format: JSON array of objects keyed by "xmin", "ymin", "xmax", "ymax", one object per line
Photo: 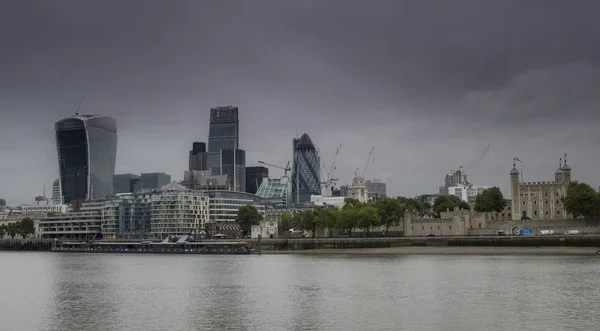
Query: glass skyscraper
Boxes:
[
  {"xmin": 292, "ymin": 133, "xmax": 321, "ymax": 205},
  {"xmin": 55, "ymin": 114, "xmax": 117, "ymax": 203},
  {"xmin": 206, "ymin": 106, "xmax": 246, "ymax": 192},
  {"xmin": 207, "ymin": 106, "xmax": 239, "ymax": 170}
]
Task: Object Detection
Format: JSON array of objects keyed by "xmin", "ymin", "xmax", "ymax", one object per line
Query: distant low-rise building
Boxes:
[
  {"xmin": 310, "ymin": 195, "xmax": 345, "ymax": 209},
  {"xmin": 415, "ymin": 194, "xmax": 439, "ymax": 205},
  {"xmin": 251, "ymin": 214, "xmax": 278, "ymax": 239},
  {"xmin": 38, "ymin": 201, "xmax": 104, "ymax": 240},
  {"xmin": 113, "ymin": 174, "xmax": 141, "ymax": 195},
  {"xmin": 448, "ymin": 185, "xmax": 490, "ymax": 202},
  {"xmin": 20, "ymin": 199, "xmax": 68, "ymax": 214},
  {"xmin": 366, "ymin": 179, "xmax": 387, "ymax": 199},
  {"xmin": 255, "ymin": 177, "xmax": 289, "ymax": 206},
  {"xmin": 140, "ymin": 172, "xmax": 171, "ymax": 190},
  {"xmin": 150, "ymin": 184, "xmax": 209, "ymax": 239},
  {"xmin": 205, "ymin": 190, "xmax": 264, "ymax": 224},
  {"xmin": 182, "ymin": 170, "xmax": 228, "ymax": 190}
]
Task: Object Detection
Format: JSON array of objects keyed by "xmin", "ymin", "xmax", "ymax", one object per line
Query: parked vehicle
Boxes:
[
  {"xmin": 519, "ymin": 228, "xmax": 533, "ymax": 236},
  {"xmin": 538, "ymin": 230, "xmax": 554, "ymax": 236},
  {"xmin": 564, "ymin": 230, "xmax": 580, "ymax": 235}
]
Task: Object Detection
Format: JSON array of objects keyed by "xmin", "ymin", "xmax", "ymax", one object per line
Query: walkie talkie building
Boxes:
[{"xmin": 55, "ymin": 114, "xmax": 117, "ymax": 203}]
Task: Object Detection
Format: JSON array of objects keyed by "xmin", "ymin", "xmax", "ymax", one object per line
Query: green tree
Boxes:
[
  {"xmin": 6, "ymin": 223, "xmax": 17, "ymax": 239},
  {"xmin": 235, "ymin": 205, "xmax": 262, "ymax": 237},
  {"xmin": 357, "ymin": 205, "xmax": 381, "ymax": 237},
  {"xmin": 291, "ymin": 210, "xmax": 317, "ymax": 237},
  {"xmin": 474, "ymin": 187, "xmax": 506, "ymax": 213},
  {"xmin": 563, "ymin": 182, "xmax": 600, "ymax": 218},
  {"xmin": 0, "ymin": 224, "xmax": 6, "ymax": 239},
  {"xmin": 315, "ymin": 208, "xmax": 339, "ymax": 238},
  {"xmin": 18, "ymin": 217, "xmax": 35, "ymax": 238},
  {"xmin": 376, "ymin": 198, "xmax": 405, "ymax": 235},
  {"xmin": 337, "ymin": 205, "xmax": 359, "ymax": 237},
  {"xmin": 279, "ymin": 212, "xmax": 293, "ymax": 234},
  {"xmin": 433, "ymin": 195, "xmax": 463, "ymax": 214},
  {"xmin": 300, "ymin": 210, "xmax": 318, "ymax": 238},
  {"xmin": 343, "ymin": 197, "xmax": 361, "ymax": 208},
  {"xmin": 405, "ymin": 198, "xmax": 426, "ymax": 213}
]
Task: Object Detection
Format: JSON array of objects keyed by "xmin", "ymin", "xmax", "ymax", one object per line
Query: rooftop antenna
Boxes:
[
  {"xmin": 43, "ymin": 183, "xmax": 46, "ymax": 200},
  {"xmin": 75, "ymin": 97, "xmax": 84, "ymax": 116}
]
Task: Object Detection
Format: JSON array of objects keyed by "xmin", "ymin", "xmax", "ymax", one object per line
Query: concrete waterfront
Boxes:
[
  {"xmin": 2, "ymin": 235, "xmax": 600, "ymax": 253},
  {"xmin": 263, "ymin": 246, "xmax": 600, "ymax": 255}
]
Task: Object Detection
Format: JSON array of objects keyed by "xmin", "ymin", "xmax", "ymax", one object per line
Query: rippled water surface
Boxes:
[{"xmin": 1, "ymin": 252, "xmax": 599, "ymax": 331}]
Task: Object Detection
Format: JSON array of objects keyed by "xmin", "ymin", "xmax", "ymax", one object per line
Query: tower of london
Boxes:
[{"xmin": 510, "ymin": 154, "xmax": 572, "ymax": 221}]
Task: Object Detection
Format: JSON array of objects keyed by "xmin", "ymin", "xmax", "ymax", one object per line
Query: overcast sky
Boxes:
[{"xmin": 1, "ymin": 0, "xmax": 600, "ymax": 205}]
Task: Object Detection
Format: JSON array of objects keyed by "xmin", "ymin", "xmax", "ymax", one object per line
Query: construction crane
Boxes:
[
  {"xmin": 258, "ymin": 160, "xmax": 291, "ymax": 177},
  {"xmin": 320, "ymin": 144, "xmax": 342, "ymax": 196},
  {"xmin": 355, "ymin": 147, "xmax": 375, "ymax": 177}
]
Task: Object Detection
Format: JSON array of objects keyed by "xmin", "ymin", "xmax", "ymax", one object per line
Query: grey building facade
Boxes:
[
  {"xmin": 211, "ymin": 149, "xmax": 246, "ymax": 192},
  {"xmin": 140, "ymin": 173, "xmax": 171, "ymax": 190},
  {"xmin": 246, "ymin": 166, "xmax": 269, "ymax": 195},
  {"xmin": 52, "ymin": 178, "xmax": 61, "ymax": 204},
  {"xmin": 291, "ymin": 133, "xmax": 321, "ymax": 205},
  {"xmin": 113, "ymin": 174, "xmax": 141, "ymax": 194},
  {"xmin": 189, "ymin": 142, "xmax": 208, "ymax": 171},
  {"xmin": 366, "ymin": 180, "xmax": 387, "ymax": 199},
  {"xmin": 55, "ymin": 114, "xmax": 117, "ymax": 203},
  {"xmin": 207, "ymin": 106, "xmax": 239, "ymax": 170}
]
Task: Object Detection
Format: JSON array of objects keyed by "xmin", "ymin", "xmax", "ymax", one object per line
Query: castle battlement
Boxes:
[{"xmin": 519, "ymin": 181, "xmax": 557, "ymax": 186}]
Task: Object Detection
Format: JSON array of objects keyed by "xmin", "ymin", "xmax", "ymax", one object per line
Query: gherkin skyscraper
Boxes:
[{"xmin": 291, "ymin": 133, "xmax": 320, "ymax": 205}]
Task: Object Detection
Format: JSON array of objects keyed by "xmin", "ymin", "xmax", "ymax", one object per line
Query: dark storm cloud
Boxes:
[{"xmin": 1, "ymin": 0, "xmax": 600, "ymax": 204}]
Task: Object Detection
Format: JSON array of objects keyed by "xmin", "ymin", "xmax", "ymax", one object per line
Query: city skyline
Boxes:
[{"xmin": 2, "ymin": 1, "xmax": 600, "ymax": 204}]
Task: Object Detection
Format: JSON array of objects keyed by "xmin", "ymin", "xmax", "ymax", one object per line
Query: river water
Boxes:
[{"xmin": 1, "ymin": 252, "xmax": 599, "ymax": 331}]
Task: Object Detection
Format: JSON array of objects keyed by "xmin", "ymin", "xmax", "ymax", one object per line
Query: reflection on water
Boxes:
[{"xmin": 0, "ymin": 253, "xmax": 599, "ymax": 331}]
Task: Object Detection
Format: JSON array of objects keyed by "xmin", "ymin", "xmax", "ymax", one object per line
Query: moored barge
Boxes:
[{"xmin": 52, "ymin": 240, "xmax": 256, "ymax": 254}]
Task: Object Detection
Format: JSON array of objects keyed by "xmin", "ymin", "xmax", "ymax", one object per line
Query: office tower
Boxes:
[
  {"xmin": 207, "ymin": 106, "xmax": 239, "ymax": 170},
  {"xmin": 212, "ymin": 149, "xmax": 246, "ymax": 192},
  {"xmin": 51, "ymin": 178, "xmax": 61, "ymax": 204},
  {"xmin": 291, "ymin": 133, "xmax": 320, "ymax": 205},
  {"xmin": 366, "ymin": 180, "xmax": 387, "ymax": 199},
  {"xmin": 246, "ymin": 166, "xmax": 269, "ymax": 194},
  {"xmin": 206, "ymin": 106, "xmax": 246, "ymax": 192},
  {"xmin": 113, "ymin": 174, "xmax": 141, "ymax": 194},
  {"xmin": 140, "ymin": 173, "xmax": 171, "ymax": 190},
  {"xmin": 189, "ymin": 142, "xmax": 208, "ymax": 171},
  {"xmin": 0, "ymin": 199, "xmax": 5, "ymax": 208},
  {"xmin": 55, "ymin": 114, "xmax": 117, "ymax": 203}
]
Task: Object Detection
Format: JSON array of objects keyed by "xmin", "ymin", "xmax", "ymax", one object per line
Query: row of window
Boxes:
[
  {"xmin": 525, "ymin": 210, "xmax": 561, "ymax": 216},
  {"xmin": 522, "ymin": 200, "xmax": 560, "ymax": 205},
  {"xmin": 520, "ymin": 192, "xmax": 561, "ymax": 197},
  {"xmin": 411, "ymin": 225, "xmax": 459, "ymax": 231}
]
